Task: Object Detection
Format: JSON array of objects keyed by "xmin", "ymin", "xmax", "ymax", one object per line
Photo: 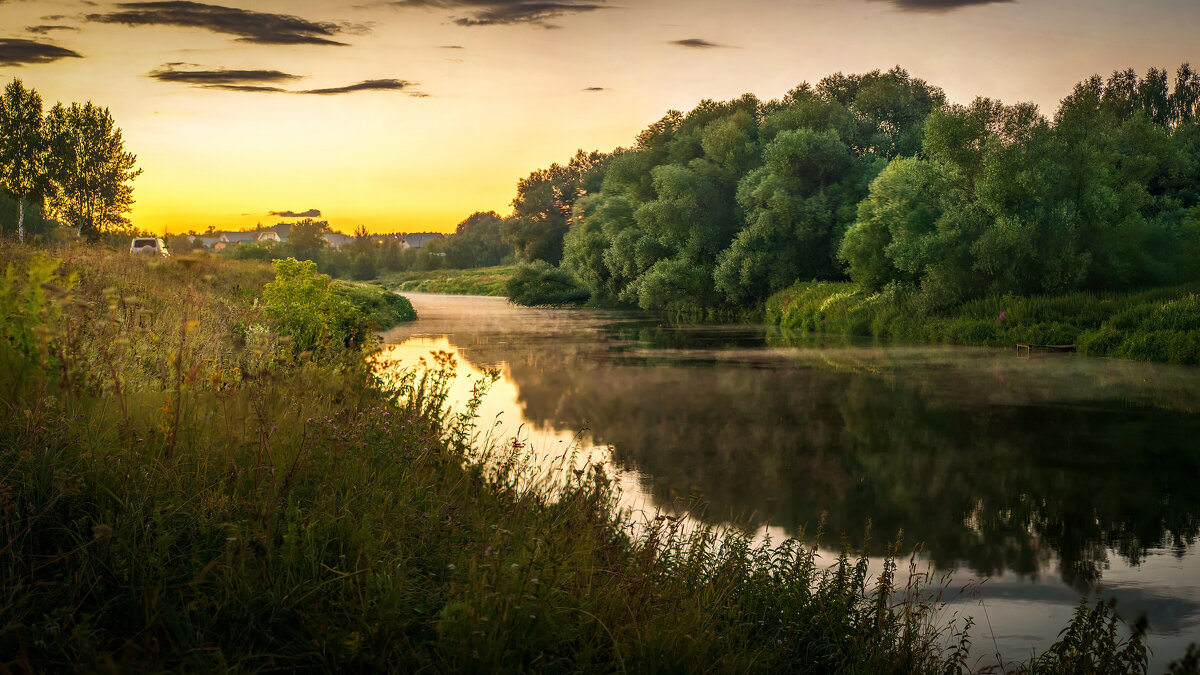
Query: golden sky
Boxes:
[{"xmin": 2, "ymin": 0, "xmax": 1198, "ymax": 234}]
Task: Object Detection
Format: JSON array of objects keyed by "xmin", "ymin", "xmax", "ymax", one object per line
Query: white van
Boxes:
[{"xmin": 130, "ymin": 237, "xmax": 170, "ymax": 257}]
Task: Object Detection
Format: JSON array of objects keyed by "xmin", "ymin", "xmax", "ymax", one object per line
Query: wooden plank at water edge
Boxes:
[{"xmin": 1016, "ymin": 343, "xmax": 1077, "ymax": 357}]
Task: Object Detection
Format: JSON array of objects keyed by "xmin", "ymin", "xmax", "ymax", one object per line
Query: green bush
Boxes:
[
  {"xmin": 505, "ymin": 260, "xmax": 591, "ymax": 306},
  {"xmin": 262, "ymin": 257, "xmax": 369, "ymax": 354}
]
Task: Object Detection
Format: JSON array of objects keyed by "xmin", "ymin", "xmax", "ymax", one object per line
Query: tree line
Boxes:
[
  {"xmin": 499, "ymin": 65, "xmax": 1200, "ymax": 312},
  {"xmin": 210, "ymin": 215, "xmax": 512, "ymax": 279},
  {"xmin": 0, "ymin": 79, "xmax": 141, "ymax": 243}
]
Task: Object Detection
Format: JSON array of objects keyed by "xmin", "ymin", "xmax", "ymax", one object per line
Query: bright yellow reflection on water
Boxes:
[{"xmin": 371, "ymin": 336, "xmax": 685, "ymax": 530}]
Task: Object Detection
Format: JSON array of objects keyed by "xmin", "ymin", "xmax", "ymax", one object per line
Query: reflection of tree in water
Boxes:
[{"xmin": 449, "ymin": 332, "xmax": 1200, "ymax": 590}]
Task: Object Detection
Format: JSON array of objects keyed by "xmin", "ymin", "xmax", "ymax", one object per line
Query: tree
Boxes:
[
  {"xmin": 283, "ymin": 219, "xmax": 328, "ymax": 261},
  {"xmin": 0, "ymin": 79, "xmax": 47, "ymax": 243},
  {"xmin": 45, "ymin": 102, "xmax": 142, "ymax": 241},
  {"xmin": 502, "ymin": 150, "xmax": 611, "ymax": 264},
  {"xmin": 441, "ymin": 211, "xmax": 509, "ymax": 268},
  {"xmin": 715, "ymin": 128, "xmax": 881, "ymax": 305}
]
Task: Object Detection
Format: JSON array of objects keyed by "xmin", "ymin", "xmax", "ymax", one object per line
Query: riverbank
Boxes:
[
  {"xmin": 379, "ymin": 264, "xmax": 517, "ymax": 296},
  {"xmin": 766, "ymin": 280, "xmax": 1200, "ymax": 365},
  {"xmin": 2, "ymin": 243, "xmax": 1189, "ymax": 672}
]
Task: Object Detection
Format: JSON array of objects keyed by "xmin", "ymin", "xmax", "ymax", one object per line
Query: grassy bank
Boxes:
[
  {"xmin": 380, "ymin": 265, "xmax": 518, "ymax": 297},
  {"xmin": 766, "ymin": 281, "xmax": 1200, "ymax": 364},
  {"xmin": 331, "ymin": 279, "xmax": 417, "ymax": 328},
  {"xmin": 2, "ymin": 243, "xmax": 1192, "ymax": 672}
]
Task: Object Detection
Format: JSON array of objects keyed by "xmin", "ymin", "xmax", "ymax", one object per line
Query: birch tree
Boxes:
[{"xmin": 0, "ymin": 79, "xmax": 47, "ymax": 243}]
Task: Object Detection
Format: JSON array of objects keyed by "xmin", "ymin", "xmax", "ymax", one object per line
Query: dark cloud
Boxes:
[
  {"xmin": 148, "ymin": 65, "xmax": 299, "ymax": 92},
  {"xmin": 439, "ymin": 44, "xmax": 464, "ymax": 48},
  {"xmin": 148, "ymin": 65, "xmax": 425, "ymax": 96},
  {"xmin": 386, "ymin": 0, "xmax": 607, "ymax": 28},
  {"xmin": 300, "ymin": 79, "xmax": 417, "ymax": 95},
  {"xmin": 582, "ymin": 86, "xmax": 608, "ymax": 92},
  {"xmin": 25, "ymin": 25, "xmax": 80, "ymax": 35},
  {"xmin": 669, "ymin": 38, "xmax": 723, "ymax": 49},
  {"xmin": 86, "ymin": 1, "xmax": 350, "ymax": 46},
  {"xmin": 0, "ymin": 38, "xmax": 83, "ymax": 66},
  {"xmin": 269, "ymin": 209, "xmax": 321, "ymax": 218},
  {"xmin": 871, "ymin": 0, "xmax": 1014, "ymax": 11}
]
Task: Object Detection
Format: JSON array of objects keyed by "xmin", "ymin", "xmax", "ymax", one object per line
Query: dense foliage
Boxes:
[
  {"xmin": 840, "ymin": 71, "xmax": 1200, "ymax": 308},
  {"xmin": 558, "ymin": 68, "xmax": 945, "ymax": 312},
  {"xmin": 487, "ymin": 66, "xmax": 1200, "ymax": 317}
]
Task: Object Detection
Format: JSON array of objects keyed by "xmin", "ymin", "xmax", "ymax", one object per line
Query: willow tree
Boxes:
[
  {"xmin": 45, "ymin": 101, "xmax": 141, "ymax": 241},
  {"xmin": 0, "ymin": 79, "xmax": 47, "ymax": 243}
]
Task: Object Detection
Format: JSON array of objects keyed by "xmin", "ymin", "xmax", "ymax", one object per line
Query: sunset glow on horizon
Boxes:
[{"xmin": 3, "ymin": 0, "xmax": 1198, "ymax": 235}]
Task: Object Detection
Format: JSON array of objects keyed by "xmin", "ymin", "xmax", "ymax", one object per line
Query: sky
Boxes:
[{"xmin": 1, "ymin": 0, "xmax": 1198, "ymax": 235}]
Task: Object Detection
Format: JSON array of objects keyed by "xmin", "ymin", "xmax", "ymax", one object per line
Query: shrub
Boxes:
[
  {"xmin": 262, "ymin": 257, "xmax": 368, "ymax": 354},
  {"xmin": 505, "ymin": 260, "xmax": 591, "ymax": 306}
]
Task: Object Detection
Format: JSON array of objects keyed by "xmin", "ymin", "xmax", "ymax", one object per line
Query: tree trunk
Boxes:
[{"xmin": 17, "ymin": 199, "xmax": 24, "ymax": 244}]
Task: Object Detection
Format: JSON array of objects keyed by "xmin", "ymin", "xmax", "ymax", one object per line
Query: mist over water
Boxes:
[{"xmin": 376, "ymin": 293, "xmax": 1200, "ymax": 670}]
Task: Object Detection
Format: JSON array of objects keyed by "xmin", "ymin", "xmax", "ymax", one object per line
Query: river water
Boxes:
[{"xmin": 375, "ymin": 293, "xmax": 1200, "ymax": 670}]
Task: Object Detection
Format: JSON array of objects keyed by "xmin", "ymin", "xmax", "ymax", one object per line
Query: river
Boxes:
[{"xmin": 374, "ymin": 292, "xmax": 1200, "ymax": 671}]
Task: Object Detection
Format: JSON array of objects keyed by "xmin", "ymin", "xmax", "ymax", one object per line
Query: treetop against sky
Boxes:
[{"xmin": 1, "ymin": 0, "xmax": 1198, "ymax": 234}]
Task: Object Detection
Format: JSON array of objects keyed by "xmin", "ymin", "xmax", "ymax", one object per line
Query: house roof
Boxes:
[
  {"xmin": 322, "ymin": 233, "xmax": 353, "ymax": 247},
  {"xmin": 266, "ymin": 222, "xmax": 293, "ymax": 238},
  {"xmin": 403, "ymin": 232, "xmax": 444, "ymax": 249},
  {"xmin": 221, "ymin": 231, "xmax": 259, "ymax": 243}
]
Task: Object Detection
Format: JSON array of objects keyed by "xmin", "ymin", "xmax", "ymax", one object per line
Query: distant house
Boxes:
[
  {"xmin": 322, "ymin": 232, "xmax": 353, "ymax": 249},
  {"xmin": 265, "ymin": 222, "xmax": 293, "ymax": 241},
  {"xmin": 255, "ymin": 231, "xmax": 281, "ymax": 243},
  {"xmin": 221, "ymin": 231, "xmax": 259, "ymax": 245},
  {"xmin": 402, "ymin": 232, "xmax": 444, "ymax": 249},
  {"xmin": 197, "ymin": 236, "xmax": 223, "ymax": 249}
]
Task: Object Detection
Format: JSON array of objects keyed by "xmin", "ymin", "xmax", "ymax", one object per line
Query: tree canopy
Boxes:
[{"xmin": 492, "ymin": 65, "xmax": 1200, "ymax": 313}]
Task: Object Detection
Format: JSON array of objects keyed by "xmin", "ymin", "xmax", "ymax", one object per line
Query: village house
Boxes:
[{"xmin": 402, "ymin": 232, "xmax": 444, "ymax": 249}]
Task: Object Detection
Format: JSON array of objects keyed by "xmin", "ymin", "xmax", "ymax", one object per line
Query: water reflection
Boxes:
[{"xmin": 376, "ymin": 293, "xmax": 1200, "ymax": 668}]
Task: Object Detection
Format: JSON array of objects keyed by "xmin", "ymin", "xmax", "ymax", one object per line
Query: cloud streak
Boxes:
[
  {"xmin": 0, "ymin": 38, "xmax": 83, "ymax": 66},
  {"xmin": 147, "ymin": 65, "xmax": 425, "ymax": 96},
  {"xmin": 25, "ymin": 25, "xmax": 81, "ymax": 35},
  {"xmin": 871, "ymin": 0, "xmax": 1015, "ymax": 11},
  {"xmin": 269, "ymin": 209, "xmax": 321, "ymax": 218},
  {"xmin": 87, "ymin": 1, "xmax": 351, "ymax": 45},
  {"xmin": 669, "ymin": 38, "xmax": 723, "ymax": 49},
  {"xmin": 148, "ymin": 66, "xmax": 299, "ymax": 92},
  {"xmin": 300, "ymin": 79, "xmax": 417, "ymax": 95},
  {"xmin": 386, "ymin": 0, "xmax": 608, "ymax": 27}
]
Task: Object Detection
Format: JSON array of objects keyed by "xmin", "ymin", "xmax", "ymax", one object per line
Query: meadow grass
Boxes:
[
  {"xmin": 765, "ymin": 281, "xmax": 1200, "ymax": 364},
  {"xmin": 379, "ymin": 265, "xmax": 519, "ymax": 297},
  {"xmin": 2, "ymin": 242, "xmax": 1193, "ymax": 673}
]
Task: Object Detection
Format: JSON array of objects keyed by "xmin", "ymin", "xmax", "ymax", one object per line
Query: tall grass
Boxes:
[
  {"xmin": 765, "ymin": 280, "xmax": 1200, "ymax": 364},
  {"xmin": 2, "ymin": 242, "xmax": 1193, "ymax": 672}
]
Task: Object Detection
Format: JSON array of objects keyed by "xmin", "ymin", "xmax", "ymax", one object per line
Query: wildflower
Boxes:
[{"xmin": 996, "ymin": 310, "xmax": 1007, "ymax": 324}]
